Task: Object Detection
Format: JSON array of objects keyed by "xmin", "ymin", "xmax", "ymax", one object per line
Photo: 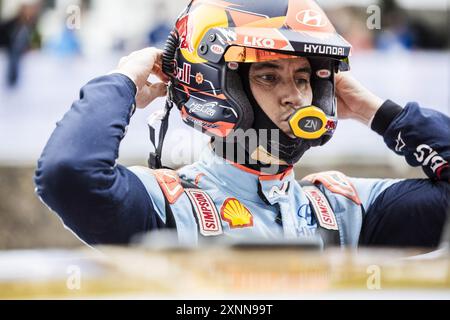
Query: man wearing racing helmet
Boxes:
[{"xmin": 35, "ymin": 0, "xmax": 449, "ymax": 248}]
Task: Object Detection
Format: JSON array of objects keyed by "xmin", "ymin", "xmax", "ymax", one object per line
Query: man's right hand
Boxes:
[{"xmin": 111, "ymin": 47, "xmax": 170, "ymax": 108}]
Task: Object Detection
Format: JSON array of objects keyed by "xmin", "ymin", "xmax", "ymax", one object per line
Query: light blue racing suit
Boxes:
[{"xmin": 34, "ymin": 74, "xmax": 450, "ymax": 248}]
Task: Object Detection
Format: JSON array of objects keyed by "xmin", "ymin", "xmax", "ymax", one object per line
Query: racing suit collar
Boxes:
[
  {"xmin": 196, "ymin": 148, "xmax": 296, "ymax": 204},
  {"xmin": 210, "ymin": 138, "xmax": 294, "ymax": 175}
]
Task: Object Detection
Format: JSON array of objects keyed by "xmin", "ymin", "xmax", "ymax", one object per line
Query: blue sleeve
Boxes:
[
  {"xmin": 359, "ymin": 179, "xmax": 450, "ymax": 247},
  {"xmin": 372, "ymin": 100, "xmax": 450, "ymax": 181},
  {"xmin": 353, "ymin": 100, "xmax": 450, "ymax": 210},
  {"xmin": 357, "ymin": 100, "xmax": 450, "ymax": 247},
  {"xmin": 34, "ymin": 74, "xmax": 161, "ymax": 245}
]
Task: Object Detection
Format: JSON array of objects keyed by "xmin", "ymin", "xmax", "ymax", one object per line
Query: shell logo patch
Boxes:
[{"xmin": 220, "ymin": 198, "xmax": 254, "ymax": 229}]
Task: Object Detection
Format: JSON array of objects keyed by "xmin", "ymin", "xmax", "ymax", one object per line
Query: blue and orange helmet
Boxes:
[{"xmin": 162, "ymin": 0, "xmax": 352, "ymax": 140}]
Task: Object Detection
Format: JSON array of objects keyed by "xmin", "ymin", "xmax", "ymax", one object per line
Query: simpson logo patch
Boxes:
[
  {"xmin": 221, "ymin": 198, "xmax": 254, "ymax": 229},
  {"xmin": 303, "ymin": 186, "xmax": 338, "ymax": 231},
  {"xmin": 186, "ymin": 189, "xmax": 223, "ymax": 236}
]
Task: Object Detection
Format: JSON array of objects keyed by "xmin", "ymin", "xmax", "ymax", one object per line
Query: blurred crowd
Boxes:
[
  {"xmin": 328, "ymin": 0, "xmax": 449, "ymax": 52},
  {"xmin": 0, "ymin": 0, "xmax": 175, "ymax": 88},
  {"xmin": 0, "ymin": 0, "xmax": 448, "ymax": 89},
  {"xmin": 0, "ymin": 0, "xmax": 42, "ymax": 87}
]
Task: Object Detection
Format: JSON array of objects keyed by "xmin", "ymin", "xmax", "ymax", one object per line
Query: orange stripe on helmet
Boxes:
[
  {"xmin": 228, "ymin": 10, "xmax": 266, "ymax": 27},
  {"xmin": 231, "ymin": 27, "xmax": 291, "ymax": 51},
  {"xmin": 180, "ymin": 84, "xmax": 227, "ymax": 100}
]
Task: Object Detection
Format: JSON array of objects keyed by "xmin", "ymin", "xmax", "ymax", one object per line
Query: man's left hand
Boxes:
[{"xmin": 335, "ymin": 72, "xmax": 384, "ymax": 126}]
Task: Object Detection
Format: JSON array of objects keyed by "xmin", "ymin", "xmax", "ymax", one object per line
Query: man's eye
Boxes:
[
  {"xmin": 259, "ymin": 75, "xmax": 277, "ymax": 82},
  {"xmin": 295, "ymin": 78, "xmax": 310, "ymax": 85}
]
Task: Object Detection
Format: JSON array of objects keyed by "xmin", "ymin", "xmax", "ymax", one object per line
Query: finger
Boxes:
[
  {"xmin": 136, "ymin": 48, "xmax": 166, "ymax": 79},
  {"xmin": 336, "ymin": 96, "xmax": 351, "ymax": 119},
  {"xmin": 147, "ymin": 82, "xmax": 168, "ymax": 99},
  {"xmin": 137, "ymin": 47, "xmax": 164, "ymax": 65},
  {"xmin": 118, "ymin": 56, "xmax": 129, "ymax": 68},
  {"xmin": 136, "ymin": 82, "xmax": 168, "ymax": 109},
  {"xmin": 129, "ymin": 47, "xmax": 161, "ymax": 57},
  {"xmin": 150, "ymin": 50, "xmax": 167, "ymax": 75},
  {"xmin": 152, "ymin": 64, "xmax": 170, "ymax": 83}
]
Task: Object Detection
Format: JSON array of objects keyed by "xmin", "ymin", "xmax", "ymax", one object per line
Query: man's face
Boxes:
[{"xmin": 249, "ymin": 57, "xmax": 313, "ymax": 138}]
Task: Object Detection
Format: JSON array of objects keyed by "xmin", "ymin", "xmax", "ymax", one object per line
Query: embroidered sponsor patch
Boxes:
[
  {"xmin": 153, "ymin": 169, "xmax": 184, "ymax": 204},
  {"xmin": 303, "ymin": 171, "xmax": 362, "ymax": 205},
  {"xmin": 185, "ymin": 189, "xmax": 223, "ymax": 236},
  {"xmin": 268, "ymin": 182, "xmax": 290, "ymax": 199},
  {"xmin": 303, "ymin": 186, "xmax": 338, "ymax": 231},
  {"xmin": 221, "ymin": 198, "xmax": 254, "ymax": 229}
]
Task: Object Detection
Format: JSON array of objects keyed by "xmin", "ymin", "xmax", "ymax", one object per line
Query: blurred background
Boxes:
[{"xmin": 0, "ymin": 0, "xmax": 448, "ymax": 250}]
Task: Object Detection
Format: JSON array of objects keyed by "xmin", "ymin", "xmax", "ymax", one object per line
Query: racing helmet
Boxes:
[{"xmin": 162, "ymin": 0, "xmax": 352, "ymax": 142}]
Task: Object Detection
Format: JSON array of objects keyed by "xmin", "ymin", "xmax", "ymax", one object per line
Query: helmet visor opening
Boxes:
[
  {"xmin": 224, "ymin": 46, "xmax": 299, "ymax": 63},
  {"xmin": 224, "ymin": 46, "xmax": 350, "ymax": 71}
]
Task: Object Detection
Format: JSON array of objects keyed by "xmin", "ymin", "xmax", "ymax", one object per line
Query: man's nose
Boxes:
[{"xmin": 280, "ymin": 81, "xmax": 306, "ymax": 109}]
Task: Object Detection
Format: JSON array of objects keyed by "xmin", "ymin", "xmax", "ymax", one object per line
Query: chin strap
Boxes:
[{"xmin": 147, "ymin": 98, "xmax": 175, "ymax": 169}]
